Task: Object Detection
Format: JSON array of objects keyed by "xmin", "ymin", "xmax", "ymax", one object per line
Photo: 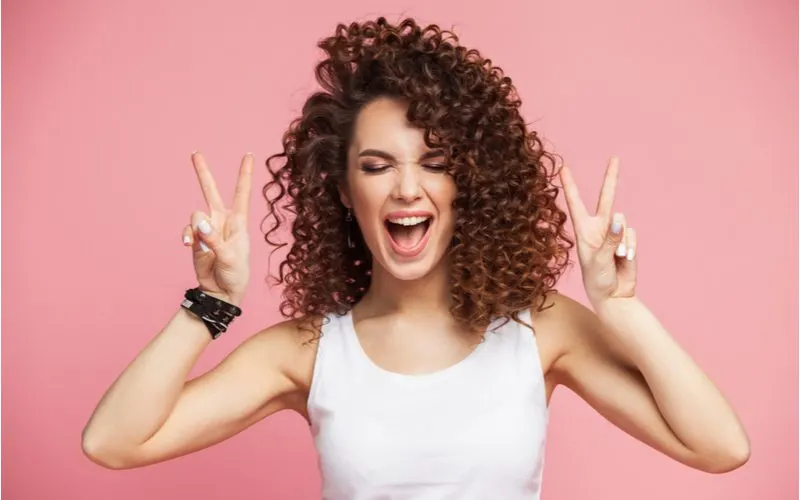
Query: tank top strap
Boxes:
[
  {"xmin": 517, "ymin": 305, "xmax": 533, "ymax": 325},
  {"xmin": 307, "ymin": 313, "xmax": 360, "ymax": 417},
  {"xmin": 479, "ymin": 307, "xmax": 546, "ymax": 402},
  {"xmin": 511, "ymin": 306, "xmax": 548, "ymax": 411}
]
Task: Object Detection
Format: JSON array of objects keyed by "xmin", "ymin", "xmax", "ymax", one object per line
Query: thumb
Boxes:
[{"xmin": 602, "ymin": 212, "xmax": 626, "ymax": 259}]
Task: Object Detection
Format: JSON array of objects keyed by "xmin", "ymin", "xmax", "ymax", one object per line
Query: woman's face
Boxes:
[{"xmin": 340, "ymin": 96, "xmax": 457, "ymax": 281}]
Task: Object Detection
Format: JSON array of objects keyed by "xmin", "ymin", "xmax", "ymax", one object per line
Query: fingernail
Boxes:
[
  {"xmin": 199, "ymin": 242, "xmax": 210, "ymax": 252},
  {"xmin": 626, "ymin": 247, "xmax": 636, "ymax": 261},
  {"xmin": 197, "ymin": 219, "xmax": 212, "ymax": 235},
  {"xmin": 183, "ymin": 235, "xmax": 191, "ymax": 245},
  {"xmin": 616, "ymin": 243, "xmax": 627, "ymax": 257},
  {"xmin": 611, "ymin": 213, "xmax": 623, "ymax": 234}
]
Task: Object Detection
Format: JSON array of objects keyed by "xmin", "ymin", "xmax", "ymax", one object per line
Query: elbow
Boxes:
[
  {"xmin": 698, "ymin": 440, "xmax": 751, "ymax": 474},
  {"xmin": 716, "ymin": 443, "xmax": 751, "ymax": 473},
  {"xmin": 81, "ymin": 428, "xmax": 137, "ymax": 470}
]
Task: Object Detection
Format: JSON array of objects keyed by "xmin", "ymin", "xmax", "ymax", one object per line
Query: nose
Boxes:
[{"xmin": 392, "ymin": 165, "xmax": 423, "ymax": 202}]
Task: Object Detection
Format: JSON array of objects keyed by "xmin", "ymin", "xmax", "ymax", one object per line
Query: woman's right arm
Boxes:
[
  {"xmin": 81, "ymin": 152, "xmax": 306, "ymax": 469},
  {"xmin": 81, "ymin": 307, "xmax": 304, "ymax": 469}
]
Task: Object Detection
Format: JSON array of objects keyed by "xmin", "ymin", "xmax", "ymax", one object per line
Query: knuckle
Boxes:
[{"xmin": 190, "ymin": 211, "xmax": 208, "ymax": 223}]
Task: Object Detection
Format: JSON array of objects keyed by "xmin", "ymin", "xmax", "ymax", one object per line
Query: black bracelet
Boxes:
[{"xmin": 180, "ymin": 287, "xmax": 242, "ymax": 339}]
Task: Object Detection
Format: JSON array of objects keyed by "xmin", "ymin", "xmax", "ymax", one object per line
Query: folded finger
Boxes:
[
  {"xmin": 182, "ymin": 225, "xmax": 193, "ymax": 246},
  {"xmin": 190, "ymin": 211, "xmax": 215, "ymax": 253},
  {"xmin": 625, "ymin": 227, "xmax": 637, "ymax": 261}
]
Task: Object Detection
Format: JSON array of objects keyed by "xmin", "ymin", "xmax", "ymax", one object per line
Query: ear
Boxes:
[{"xmin": 338, "ymin": 181, "xmax": 352, "ymax": 209}]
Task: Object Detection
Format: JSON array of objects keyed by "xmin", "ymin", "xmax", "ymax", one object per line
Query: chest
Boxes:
[{"xmin": 310, "ymin": 368, "xmax": 548, "ymax": 490}]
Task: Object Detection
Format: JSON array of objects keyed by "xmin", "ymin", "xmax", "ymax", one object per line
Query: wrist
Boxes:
[
  {"xmin": 197, "ymin": 288, "xmax": 243, "ymax": 307},
  {"xmin": 591, "ymin": 295, "xmax": 641, "ymax": 324},
  {"xmin": 182, "ymin": 287, "xmax": 244, "ymax": 340},
  {"xmin": 177, "ymin": 306, "xmax": 217, "ymax": 337}
]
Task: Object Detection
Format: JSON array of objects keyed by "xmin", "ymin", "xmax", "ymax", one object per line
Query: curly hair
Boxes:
[{"xmin": 263, "ymin": 16, "xmax": 574, "ymax": 338}]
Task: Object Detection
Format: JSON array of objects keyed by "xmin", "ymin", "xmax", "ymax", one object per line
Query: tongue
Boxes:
[{"xmin": 389, "ymin": 222, "xmax": 427, "ymax": 248}]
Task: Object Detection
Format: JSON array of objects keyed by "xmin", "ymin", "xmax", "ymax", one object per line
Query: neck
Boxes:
[{"xmin": 358, "ymin": 259, "xmax": 452, "ymax": 318}]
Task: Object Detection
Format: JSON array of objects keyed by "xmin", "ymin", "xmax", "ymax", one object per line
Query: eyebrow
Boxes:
[{"xmin": 357, "ymin": 149, "xmax": 446, "ymax": 161}]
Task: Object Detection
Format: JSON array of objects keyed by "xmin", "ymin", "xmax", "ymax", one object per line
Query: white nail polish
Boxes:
[
  {"xmin": 626, "ymin": 247, "xmax": 635, "ymax": 261},
  {"xmin": 199, "ymin": 242, "xmax": 210, "ymax": 252},
  {"xmin": 616, "ymin": 243, "xmax": 627, "ymax": 257},
  {"xmin": 183, "ymin": 235, "xmax": 191, "ymax": 245},
  {"xmin": 611, "ymin": 213, "xmax": 624, "ymax": 234},
  {"xmin": 197, "ymin": 219, "xmax": 212, "ymax": 235}
]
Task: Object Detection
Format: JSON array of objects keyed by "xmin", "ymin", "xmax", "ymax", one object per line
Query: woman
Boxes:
[{"xmin": 81, "ymin": 17, "xmax": 750, "ymax": 498}]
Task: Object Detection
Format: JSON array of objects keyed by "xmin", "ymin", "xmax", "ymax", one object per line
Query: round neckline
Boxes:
[{"xmin": 342, "ymin": 309, "xmax": 492, "ymax": 383}]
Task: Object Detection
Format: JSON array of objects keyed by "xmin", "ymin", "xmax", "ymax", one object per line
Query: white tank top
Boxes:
[{"xmin": 307, "ymin": 308, "xmax": 549, "ymax": 500}]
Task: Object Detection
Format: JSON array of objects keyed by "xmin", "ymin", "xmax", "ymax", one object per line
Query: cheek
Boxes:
[
  {"xmin": 349, "ymin": 177, "xmax": 390, "ymax": 215},
  {"xmin": 429, "ymin": 178, "xmax": 457, "ymax": 217}
]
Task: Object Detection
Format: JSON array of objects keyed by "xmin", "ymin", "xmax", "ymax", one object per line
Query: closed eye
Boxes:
[
  {"xmin": 359, "ymin": 163, "xmax": 449, "ymax": 174},
  {"xmin": 360, "ymin": 163, "xmax": 391, "ymax": 173}
]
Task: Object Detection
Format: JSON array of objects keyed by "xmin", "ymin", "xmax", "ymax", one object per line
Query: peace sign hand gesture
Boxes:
[
  {"xmin": 559, "ymin": 157, "xmax": 638, "ymax": 307},
  {"xmin": 181, "ymin": 152, "xmax": 254, "ymax": 306}
]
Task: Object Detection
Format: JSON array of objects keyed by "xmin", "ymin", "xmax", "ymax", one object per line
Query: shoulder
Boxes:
[
  {"xmin": 239, "ymin": 315, "xmax": 323, "ymax": 394},
  {"xmin": 527, "ymin": 291, "xmax": 602, "ymax": 376},
  {"xmin": 531, "ymin": 290, "xmax": 597, "ymax": 332}
]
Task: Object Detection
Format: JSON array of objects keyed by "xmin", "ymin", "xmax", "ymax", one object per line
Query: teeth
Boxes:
[{"xmin": 387, "ymin": 216, "xmax": 431, "ymax": 226}]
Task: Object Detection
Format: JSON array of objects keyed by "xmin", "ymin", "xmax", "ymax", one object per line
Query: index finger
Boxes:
[
  {"xmin": 192, "ymin": 152, "xmax": 226, "ymax": 212},
  {"xmin": 232, "ymin": 153, "xmax": 254, "ymax": 216}
]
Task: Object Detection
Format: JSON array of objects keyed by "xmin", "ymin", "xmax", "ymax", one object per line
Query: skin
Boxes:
[{"xmin": 81, "ymin": 96, "xmax": 750, "ymax": 475}]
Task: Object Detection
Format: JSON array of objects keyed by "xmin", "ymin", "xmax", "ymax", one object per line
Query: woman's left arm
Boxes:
[
  {"xmin": 553, "ymin": 157, "xmax": 750, "ymax": 473},
  {"xmin": 547, "ymin": 293, "xmax": 750, "ymax": 473}
]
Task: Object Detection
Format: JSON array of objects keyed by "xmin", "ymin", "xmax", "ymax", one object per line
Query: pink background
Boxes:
[{"xmin": 3, "ymin": 1, "xmax": 797, "ymax": 499}]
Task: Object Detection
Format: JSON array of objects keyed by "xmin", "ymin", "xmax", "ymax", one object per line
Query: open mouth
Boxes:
[{"xmin": 384, "ymin": 215, "xmax": 433, "ymax": 257}]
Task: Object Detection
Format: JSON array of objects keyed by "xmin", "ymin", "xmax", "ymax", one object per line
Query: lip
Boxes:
[{"xmin": 384, "ymin": 210, "xmax": 435, "ymax": 258}]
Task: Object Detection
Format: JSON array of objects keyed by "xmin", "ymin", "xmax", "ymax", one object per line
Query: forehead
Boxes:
[{"xmin": 350, "ymin": 97, "xmax": 429, "ymax": 154}]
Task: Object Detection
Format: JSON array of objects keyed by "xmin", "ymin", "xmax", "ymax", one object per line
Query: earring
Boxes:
[{"xmin": 346, "ymin": 208, "xmax": 355, "ymax": 249}]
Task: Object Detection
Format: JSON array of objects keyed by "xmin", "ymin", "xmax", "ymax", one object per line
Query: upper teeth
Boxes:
[{"xmin": 388, "ymin": 216, "xmax": 431, "ymax": 226}]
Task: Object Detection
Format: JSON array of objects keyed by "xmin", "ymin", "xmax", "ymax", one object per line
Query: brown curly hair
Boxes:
[{"xmin": 263, "ymin": 16, "xmax": 574, "ymax": 337}]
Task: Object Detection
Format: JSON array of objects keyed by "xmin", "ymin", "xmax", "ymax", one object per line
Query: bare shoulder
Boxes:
[
  {"xmin": 528, "ymin": 291, "xmax": 597, "ymax": 376},
  {"xmin": 244, "ymin": 315, "xmax": 320, "ymax": 395}
]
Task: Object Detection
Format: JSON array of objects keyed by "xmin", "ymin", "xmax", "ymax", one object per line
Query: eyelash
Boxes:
[{"xmin": 360, "ymin": 164, "xmax": 448, "ymax": 173}]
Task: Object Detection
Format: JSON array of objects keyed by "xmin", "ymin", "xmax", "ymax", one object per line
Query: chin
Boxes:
[{"xmin": 380, "ymin": 254, "xmax": 442, "ymax": 281}]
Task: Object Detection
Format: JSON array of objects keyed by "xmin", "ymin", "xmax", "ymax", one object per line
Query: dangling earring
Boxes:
[{"xmin": 346, "ymin": 208, "xmax": 355, "ymax": 248}]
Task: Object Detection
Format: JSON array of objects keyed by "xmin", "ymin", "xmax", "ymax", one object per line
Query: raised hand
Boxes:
[
  {"xmin": 181, "ymin": 152, "xmax": 254, "ymax": 306},
  {"xmin": 559, "ymin": 157, "xmax": 637, "ymax": 306}
]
